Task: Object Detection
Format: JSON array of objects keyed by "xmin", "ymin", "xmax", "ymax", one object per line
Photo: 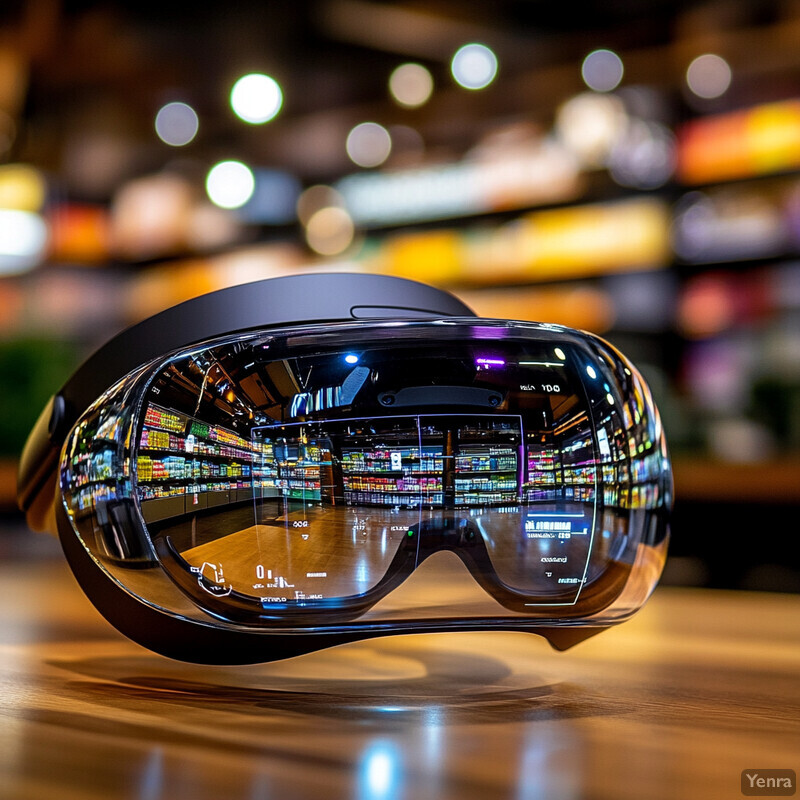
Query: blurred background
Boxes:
[{"xmin": 0, "ymin": 0, "xmax": 798, "ymax": 590}]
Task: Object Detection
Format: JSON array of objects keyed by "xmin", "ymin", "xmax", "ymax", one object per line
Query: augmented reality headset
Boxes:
[{"xmin": 18, "ymin": 273, "xmax": 671, "ymax": 663}]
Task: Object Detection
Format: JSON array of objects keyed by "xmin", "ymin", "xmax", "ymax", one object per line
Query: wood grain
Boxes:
[{"xmin": 0, "ymin": 557, "xmax": 798, "ymax": 800}]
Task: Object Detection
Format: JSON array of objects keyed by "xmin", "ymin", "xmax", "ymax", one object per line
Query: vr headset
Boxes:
[{"xmin": 18, "ymin": 273, "xmax": 671, "ymax": 663}]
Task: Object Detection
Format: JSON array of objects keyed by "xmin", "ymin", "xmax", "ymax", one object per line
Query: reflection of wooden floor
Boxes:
[
  {"xmin": 2, "ymin": 557, "xmax": 800, "ymax": 800},
  {"xmin": 180, "ymin": 505, "xmax": 422, "ymax": 600},
  {"xmin": 173, "ymin": 502, "xmax": 602, "ymax": 608}
]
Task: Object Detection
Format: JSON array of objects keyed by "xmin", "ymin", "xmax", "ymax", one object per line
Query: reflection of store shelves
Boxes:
[
  {"xmin": 342, "ymin": 448, "xmax": 444, "ymax": 473},
  {"xmin": 455, "ymin": 492, "xmax": 516, "ymax": 506},
  {"xmin": 138, "ymin": 402, "xmax": 275, "ymax": 522},
  {"xmin": 344, "ymin": 490, "xmax": 444, "ymax": 507},
  {"xmin": 274, "ymin": 453, "xmax": 322, "ymax": 502},
  {"xmin": 455, "ymin": 446, "xmax": 518, "ymax": 506},
  {"xmin": 341, "ymin": 447, "xmax": 443, "ymax": 507}
]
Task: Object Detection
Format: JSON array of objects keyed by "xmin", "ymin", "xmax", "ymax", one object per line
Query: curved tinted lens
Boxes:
[{"xmin": 60, "ymin": 319, "xmax": 670, "ymax": 628}]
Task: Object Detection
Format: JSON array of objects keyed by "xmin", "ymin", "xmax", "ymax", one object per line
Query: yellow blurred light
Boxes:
[
  {"xmin": 389, "ymin": 63, "xmax": 433, "ymax": 108},
  {"xmin": 370, "ymin": 198, "xmax": 670, "ymax": 286},
  {"xmin": 0, "ymin": 164, "xmax": 46, "ymax": 212},
  {"xmin": 380, "ymin": 230, "xmax": 464, "ymax": 284},
  {"xmin": 155, "ymin": 101, "xmax": 199, "ymax": 146},
  {"xmin": 581, "ymin": 49, "xmax": 624, "ymax": 93},
  {"xmin": 206, "ymin": 161, "xmax": 255, "ymax": 209},
  {"xmin": 305, "ymin": 206, "xmax": 355, "ymax": 255},
  {"xmin": 456, "ymin": 285, "xmax": 615, "ymax": 333},
  {"xmin": 346, "ymin": 122, "xmax": 392, "ymax": 168},
  {"xmin": 678, "ymin": 100, "xmax": 800, "ymax": 183},
  {"xmin": 686, "ymin": 54, "xmax": 731, "ymax": 100},
  {"xmin": 518, "ymin": 199, "xmax": 669, "ymax": 279},
  {"xmin": 451, "ymin": 43, "xmax": 497, "ymax": 90},
  {"xmin": 230, "ymin": 73, "xmax": 283, "ymax": 124}
]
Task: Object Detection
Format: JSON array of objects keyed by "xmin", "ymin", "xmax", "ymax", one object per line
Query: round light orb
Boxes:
[
  {"xmin": 581, "ymin": 49, "xmax": 624, "ymax": 93},
  {"xmin": 296, "ymin": 184, "xmax": 345, "ymax": 226},
  {"xmin": 230, "ymin": 73, "xmax": 283, "ymax": 124},
  {"xmin": 305, "ymin": 206, "xmax": 355, "ymax": 255},
  {"xmin": 205, "ymin": 160, "xmax": 256, "ymax": 209},
  {"xmin": 686, "ymin": 54, "xmax": 732, "ymax": 99},
  {"xmin": 155, "ymin": 102, "xmax": 199, "ymax": 146},
  {"xmin": 346, "ymin": 122, "xmax": 392, "ymax": 168},
  {"xmin": 451, "ymin": 43, "xmax": 498, "ymax": 90},
  {"xmin": 389, "ymin": 63, "xmax": 434, "ymax": 108}
]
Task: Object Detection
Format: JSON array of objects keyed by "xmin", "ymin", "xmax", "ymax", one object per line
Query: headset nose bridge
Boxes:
[{"xmin": 412, "ymin": 516, "xmax": 483, "ymax": 556}]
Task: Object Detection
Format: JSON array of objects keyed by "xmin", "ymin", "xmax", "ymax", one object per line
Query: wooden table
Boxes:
[{"xmin": 0, "ymin": 557, "xmax": 798, "ymax": 800}]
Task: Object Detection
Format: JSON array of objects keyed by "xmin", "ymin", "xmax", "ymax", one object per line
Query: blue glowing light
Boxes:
[
  {"xmin": 359, "ymin": 743, "xmax": 400, "ymax": 800},
  {"xmin": 345, "ymin": 354, "xmax": 359, "ymax": 364}
]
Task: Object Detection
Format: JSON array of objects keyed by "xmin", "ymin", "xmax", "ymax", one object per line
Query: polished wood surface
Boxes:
[{"xmin": 0, "ymin": 557, "xmax": 798, "ymax": 800}]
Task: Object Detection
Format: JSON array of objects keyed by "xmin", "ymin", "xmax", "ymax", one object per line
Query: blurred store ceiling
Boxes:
[{"xmin": 2, "ymin": 0, "xmax": 788, "ymax": 196}]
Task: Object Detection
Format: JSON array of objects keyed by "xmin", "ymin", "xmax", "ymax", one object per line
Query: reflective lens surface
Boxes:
[{"xmin": 60, "ymin": 319, "xmax": 671, "ymax": 632}]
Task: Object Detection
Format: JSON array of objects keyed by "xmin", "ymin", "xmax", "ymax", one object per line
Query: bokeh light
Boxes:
[
  {"xmin": 0, "ymin": 209, "xmax": 48, "ymax": 274},
  {"xmin": 111, "ymin": 173, "xmax": 194, "ymax": 259},
  {"xmin": 0, "ymin": 164, "xmax": 47, "ymax": 212},
  {"xmin": 305, "ymin": 206, "xmax": 355, "ymax": 255},
  {"xmin": 686, "ymin": 54, "xmax": 732, "ymax": 99},
  {"xmin": 609, "ymin": 120, "xmax": 676, "ymax": 189},
  {"xmin": 581, "ymin": 49, "xmax": 624, "ymax": 92},
  {"xmin": 451, "ymin": 43, "xmax": 498, "ymax": 90},
  {"xmin": 205, "ymin": 160, "xmax": 256, "ymax": 209},
  {"xmin": 154, "ymin": 102, "xmax": 199, "ymax": 146},
  {"xmin": 555, "ymin": 92, "xmax": 628, "ymax": 167},
  {"xmin": 389, "ymin": 63, "xmax": 434, "ymax": 108},
  {"xmin": 296, "ymin": 185, "xmax": 345, "ymax": 226},
  {"xmin": 230, "ymin": 73, "xmax": 283, "ymax": 124},
  {"xmin": 346, "ymin": 122, "xmax": 392, "ymax": 168}
]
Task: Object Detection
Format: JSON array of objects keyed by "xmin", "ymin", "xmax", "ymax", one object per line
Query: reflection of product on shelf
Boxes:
[
  {"xmin": 136, "ymin": 403, "xmax": 275, "ymax": 518},
  {"xmin": 454, "ymin": 445, "xmax": 517, "ymax": 506},
  {"xmin": 144, "ymin": 405, "xmax": 184, "ymax": 433},
  {"xmin": 341, "ymin": 446, "xmax": 444, "ymax": 507}
]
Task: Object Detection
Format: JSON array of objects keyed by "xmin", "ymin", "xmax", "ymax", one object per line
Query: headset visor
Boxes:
[{"xmin": 59, "ymin": 319, "xmax": 670, "ymax": 631}]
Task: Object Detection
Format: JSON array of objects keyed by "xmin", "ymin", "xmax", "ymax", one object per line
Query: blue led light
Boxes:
[{"xmin": 345, "ymin": 354, "xmax": 359, "ymax": 364}]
